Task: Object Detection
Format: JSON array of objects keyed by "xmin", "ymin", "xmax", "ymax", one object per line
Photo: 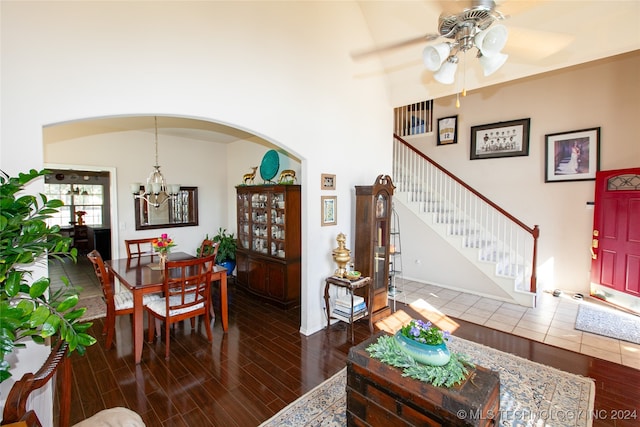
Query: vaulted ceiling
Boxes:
[
  {"xmin": 44, "ymin": 1, "xmax": 640, "ymax": 144},
  {"xmin": 354, "ymin": 0, "xmax": 639, "ymax": 104}
]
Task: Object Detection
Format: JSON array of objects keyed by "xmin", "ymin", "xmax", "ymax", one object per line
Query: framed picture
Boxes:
[
  {"xmin": 321, "ymin": 196, "xmax": 337, "ymax": 226},
  {"xmin": 470, "ymin": 118, "xmax": 530, "ymax": 160},
  {"xmin": 437, "ymin": 115, "xmax": 458, "ymax": 145},
  {"xmin": 321, "ymin": 173, "xmax": 336, "ymax": 190},
  {"xmin": 545, "ymin": 127, "xmax": 600, "ymax": 182}
]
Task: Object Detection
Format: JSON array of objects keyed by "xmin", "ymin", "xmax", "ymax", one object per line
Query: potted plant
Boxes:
[
  {"xmin": 0, "ymin": 169, "xmax": 96, "ymax": 383},
  {"xmin": 395, "ymin": 319, "xmax": 451, "ymax": 366},
  {"xmin": 212, "ymin": 227, "xmax": 237, "ymax": 276}
]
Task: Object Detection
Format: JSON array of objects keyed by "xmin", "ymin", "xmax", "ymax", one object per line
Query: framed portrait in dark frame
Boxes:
[
  {"xmin": 545, "ymin": 127, "xmax": 600, "ymax": 182},
  {"xmin": 470, "ymin": 118, "xmax": 530, "ymax": 160}
]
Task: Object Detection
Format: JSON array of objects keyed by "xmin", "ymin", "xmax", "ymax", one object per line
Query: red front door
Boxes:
[{"xmin": 590, "ymin": 168, "xmax": 640, "ymax": 298}]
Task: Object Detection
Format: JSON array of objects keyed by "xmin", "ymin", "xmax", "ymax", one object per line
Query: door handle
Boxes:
[{"xmin": 591, "ymin": 238, "xmax": 598, "ymax": 260}]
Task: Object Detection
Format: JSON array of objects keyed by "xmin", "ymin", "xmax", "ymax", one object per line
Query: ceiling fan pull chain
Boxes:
[{"xmin": 462, "ymin": 50, "xmax": 467, "ymax": 97}]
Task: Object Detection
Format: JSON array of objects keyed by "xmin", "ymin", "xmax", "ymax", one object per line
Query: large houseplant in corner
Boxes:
[
  {"xmin": 212, "ymin": 227, "xmax": 237, "ymax": 276},
  {"xmin": 0, "ymin": 169, "xmax": 96, "ymax": 383}
]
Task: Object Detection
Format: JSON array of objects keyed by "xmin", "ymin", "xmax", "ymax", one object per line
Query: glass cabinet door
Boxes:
[
  {"xmin": 373, "ymin": 193, "xmax": 389, "ymax": 292},
  {"xmin": 251, "ymin": 192, "xmax": 269, "ymax": 254},
  {"xmin": 237, "ymin": 192, "xmax": 250, "ymax": 249},
  {"xmin": 270, "ymin": 191, "xmax": 286, "ymax": 258}
]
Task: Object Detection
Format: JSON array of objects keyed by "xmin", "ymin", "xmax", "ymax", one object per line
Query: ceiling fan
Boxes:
[
  {"xmin": 353, "ymin": 0, "xmax": 508, "ymax": 81},
  {"xmin": 352, "ymin": 0, "xmax": 573, "ymax": 85}
]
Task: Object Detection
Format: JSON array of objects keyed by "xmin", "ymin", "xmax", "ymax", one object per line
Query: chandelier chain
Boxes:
[{"xmin": 154, "ymin": 116, "xmax": 160, "ymax": 167}]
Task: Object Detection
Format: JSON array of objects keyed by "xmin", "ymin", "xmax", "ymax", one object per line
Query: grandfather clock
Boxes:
[{"xmin": 354, "ymin": 174, "xmax": 395, "ymax": 322}]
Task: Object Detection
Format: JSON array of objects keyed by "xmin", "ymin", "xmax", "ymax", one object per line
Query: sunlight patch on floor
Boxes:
[
  {"xmin": 408, "ymin": 298, "xmax": 460, "ymax": 335},
  {"xmin": 375, "ymin": 298, "xmax": 460, "ymax": 336}
]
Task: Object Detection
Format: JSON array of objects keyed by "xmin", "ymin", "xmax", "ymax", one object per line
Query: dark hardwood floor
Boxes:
[{"xmin": 60, "ymin": 279, "xmax": 639, "ymax": 427}]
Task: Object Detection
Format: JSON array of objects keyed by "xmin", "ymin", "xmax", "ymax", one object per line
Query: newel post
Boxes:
[{"xmin": 530, "ymin": 225, "xmax": 540, "ymax": 294}]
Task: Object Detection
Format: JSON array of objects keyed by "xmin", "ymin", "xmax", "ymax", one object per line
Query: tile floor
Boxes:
[{"xmin": 389, "ymin": 279, "xmax": 640, "ymax": 370}]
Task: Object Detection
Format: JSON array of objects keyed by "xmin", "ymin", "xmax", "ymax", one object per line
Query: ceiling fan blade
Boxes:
[
  {"xmin": 505, "ymin": 26, "xmax": 574, "ymax": 60},
  {"xmin": 351, "ymin": 33, "xmax": 440, "ymax": 60}
]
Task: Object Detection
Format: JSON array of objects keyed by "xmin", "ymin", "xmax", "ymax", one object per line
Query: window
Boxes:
[
  {"xmin": 44, "ymin": 183, "xmax": 105, "ymax": 227},
  {"xmin": 394, "ymin": 100, "xmax": 433, "ymax": 137}
]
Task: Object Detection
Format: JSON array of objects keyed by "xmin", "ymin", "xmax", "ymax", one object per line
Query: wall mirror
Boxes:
[{"xmin": 134, "ymin": 186, "xmax": 198, "ymax": 230}]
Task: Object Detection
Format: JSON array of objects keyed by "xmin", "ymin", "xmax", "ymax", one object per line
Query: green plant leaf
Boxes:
[
  {"xmin": 29, "ymin": 277, "xmax": 50, "ymax": 299},
  {"xmin": 16, "ymin": 299, "xmax": 35, "ymax": 315},
  {"xmin": 67, "ymin": 334, "xmax": 78, "ymax": 351},
  {"xmin": 56, "ymin": 294, "xmax": 79, "ymax": 312},
  {"xmin": 41, "ymin": 314, "xmax": 61, "ymax": 337},
  {"xmin": 4, "ymin": 271, "xmax": 22, "ymax": 297},
  {"xmin": 29, "ymin": 305, "xmax": 50, "ymax": 327},
  {"xmin": 31, "ymin": 335, "xmax": 45, "ymax": 344},
  {"xmin": 73, "ymin": 322, "xmax": 93, "ymax": 333},
  {"xmin": 0, "ymin": 168, "xmax": 95, "ymax": 383},
  {"xmin": 0, "ymin": 335, "xmax": 17, "ymax": 352},
  {"xmin": 63, "ymin": 308, "xmax": 86, "ymax": 321},
  {"xmin": 77, "ymin": 333, "xmax": 96, "ymax": 347}
]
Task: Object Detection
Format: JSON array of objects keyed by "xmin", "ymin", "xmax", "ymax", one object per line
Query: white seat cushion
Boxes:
[
  {"xmin": 146, "ymin": 294, "xmax": 204, "ymax": 317},
  {"xmin": 72, "ymin": 407, "xmax": 145, "ymax": 426},
  {"xmin": 114, "ymin": 290, "xmax": 161, "ymax": 311}
]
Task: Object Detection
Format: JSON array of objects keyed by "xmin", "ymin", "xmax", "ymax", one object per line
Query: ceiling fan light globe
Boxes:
[
  {"xmin": 475, "ymin": 24, "xmax": 508, "ymax": 57},
  {"xmin": 422, "ymin": 43, "xmax": 450, "ymax": 71},
  {"xmin": 433, "ymin": 59, "xmax": 457, "ymax": 84},
  {"xmin": 479, "ymin": 52, "xmax": 508, "ymax": 76}
]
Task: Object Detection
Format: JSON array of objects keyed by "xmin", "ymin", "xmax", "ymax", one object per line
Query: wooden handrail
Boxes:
[
  {"xmin": 394, "ymin": 134, "xmax": 539, "ymax": 293},
  {"xmin": 2, "ymin": 341, "xmax": 71, "ymax": 427}
]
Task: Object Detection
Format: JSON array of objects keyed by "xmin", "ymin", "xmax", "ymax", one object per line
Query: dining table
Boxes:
[{"xmin": 106, "ymin": 251, "xmax": 228, "ymax": 364}]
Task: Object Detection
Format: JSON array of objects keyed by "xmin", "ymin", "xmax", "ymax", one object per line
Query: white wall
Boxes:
[
  {"xmin": 0, "ymin": 0, "xmax": 391, "ymax": 408},
  {"xmin": 402, "ymin": 51, "xmax": 640, "ymax": 294},
  {"xmin": 44, "ymin": 128, "xmax": 230, "ymax": 259}
]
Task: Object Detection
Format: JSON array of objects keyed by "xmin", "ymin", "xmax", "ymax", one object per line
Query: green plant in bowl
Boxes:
[{"xmin": 346, "ymin": 271, "xmax": 361, "ymax": 280}]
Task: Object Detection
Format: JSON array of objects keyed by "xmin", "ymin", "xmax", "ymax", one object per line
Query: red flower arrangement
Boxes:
[{"xmin": 152, "ymin": 233, "xmax": 176, "ymax": 255}]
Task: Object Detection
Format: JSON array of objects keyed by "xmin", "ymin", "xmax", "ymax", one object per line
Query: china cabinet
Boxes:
[
  {"xmin": 354, "ymin": 175, "xmax": 395, "ymax": 322},
  {"xmin": 235, "ymin": 185, "xmax": 301, "ymax": 308}
]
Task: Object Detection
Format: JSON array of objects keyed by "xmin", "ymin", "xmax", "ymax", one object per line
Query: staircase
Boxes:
[{"xmin": 393, "ymin": 136, "xmax": 539, "ymax": 307}]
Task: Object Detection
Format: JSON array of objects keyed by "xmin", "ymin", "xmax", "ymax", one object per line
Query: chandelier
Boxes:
[
  {"xmin": 130, "ymin": 116, "xmax": 180, "ymax": 208},
  {"xmin": 422, "ymin": 2, "xmax": 508, "ymax": 106}
]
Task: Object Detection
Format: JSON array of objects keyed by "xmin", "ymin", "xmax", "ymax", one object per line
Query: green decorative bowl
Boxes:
[{"xmin": 394, "ymin": 331, "xmax": 451, "ymax": 366}]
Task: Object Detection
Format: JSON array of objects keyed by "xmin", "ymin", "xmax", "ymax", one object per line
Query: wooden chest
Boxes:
[{"xmin": 347, "ymin": 332, "xmax": 500, "ymax": 427}]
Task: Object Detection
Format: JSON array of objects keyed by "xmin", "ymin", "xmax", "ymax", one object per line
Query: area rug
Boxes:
[
  {"xmin": 260, "ymin": 337, "xmax": 596, "ymax": 427},
  {"xmin": 78, "ymin": 295, "xmax": 107, "ymax": 322},
  {"xmin": 575, "ymin": 303, "xmax": 640, "ymax": 344}
]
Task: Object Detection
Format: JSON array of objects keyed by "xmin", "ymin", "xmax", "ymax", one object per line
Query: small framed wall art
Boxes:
[
  {"xmin": 437, "ymin": 115, "xmax": 458, "ymax": 146},
  {"xmin": 544, "ymin": 127, "xmax": 600, "ymax": 183},
  {"xmin": 321, "ymin": 196, "xmax": 337, "ymax": 226},
  {"xmin": 321, "ymin": 173, "xmax": 336, "ymax": 190},
  {"xmin": 470, "ymin": 118, "xmax": 530, "ymax": 160}
]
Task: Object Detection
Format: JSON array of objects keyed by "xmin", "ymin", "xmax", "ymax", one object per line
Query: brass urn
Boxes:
[{"xmin": 332, "ymin": 233, "xmax": 351, "ymax": 278}]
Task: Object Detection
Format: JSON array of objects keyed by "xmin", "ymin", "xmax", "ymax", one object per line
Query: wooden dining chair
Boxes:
[
  {"xmin": 87, "ymin": 250, "xmax": 160, "ymax": 350},
  {"xmin": 1, "ymin": 340, "xmax": 144, "ymax": 427},
  {"xmin": 124, "ymin": 237, "xmax": 156, "ymax": 259},
  {"xmin": 199, "ymin": 239, "xmax": 220, "ymax": 320},
  {"xmin": 145, "ymin": 254, "xmax": 216, "ymax": 359},
  {"xmin": 198, "ymin": 239, "xmax": 219, "ymax": 259}
]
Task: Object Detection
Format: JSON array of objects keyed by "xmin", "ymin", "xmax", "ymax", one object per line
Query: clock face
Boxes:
[
  {"xmin": 260, "ymin": 150, "xmax": 280, "ymax": 182},
  {"xmin": 375, "ymin": 195, "xmax": 386, "ymax": 218}
]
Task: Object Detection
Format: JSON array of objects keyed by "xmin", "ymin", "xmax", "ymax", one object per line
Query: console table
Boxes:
[
  {"xmin": 347, "ymin": 332, "xmax": 500, "ymax": 426},
  {"xmin": 324, "ymin": 276, "xmax": 373, "ymax": 342}
]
